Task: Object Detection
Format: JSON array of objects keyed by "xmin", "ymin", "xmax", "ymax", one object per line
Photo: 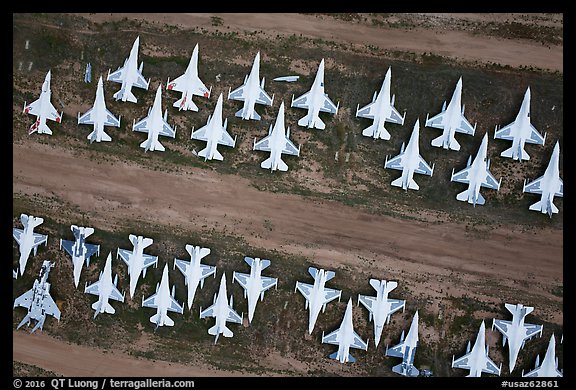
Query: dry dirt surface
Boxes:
[{"xmin": 13, "ymin": 13, "xmax": 562, "ymax": 378}]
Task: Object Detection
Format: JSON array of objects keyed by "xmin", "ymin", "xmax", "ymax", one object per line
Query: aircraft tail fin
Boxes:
[
  {"xmin": 164, "ymin": 316, "xmax": 174, "ymax": 326},
  {"xmin": 347, "ymin": 354, "xmax": 356, "ymax": 363},
  {"xmin": 222, "ymin": 326, "xmax": 233, "ymax": 337},
  {"xmin": 313, "ymin": 115, "xmax": 325, "ymax": 130},
  {"xmin": 261, "ymin": 156, "xmax": 273, "ymax": 170},
  {"xmin": 37, "ymin": 122, "xmax": 53, "ymax": 135},
  {"xmin": 141, "ymin": 139, "xmax": 165, "ymax": 152},
  {"xmin": 114, "ymin": 88, "xmax": 137, "ymax": 103},
  {"xmin": 298, "ymin": 113, "xmax": 311, "ymax": 127},
  {"xmin": 208, "ymin": 324, "xmax": 219, "ymax": 335},
  {"xmin": 500, "ymin": 146, "xmax": 517, "ymax": 159},
  {"xmin": 408, "ymin": 179, "xmax": 419, "ymax": 190},
  {"xmin": 456, "ymin": 189, "xmax": 471, "ymax": 202},
  {"xmin": 251, "ymin": 110, "xmax": 261, "ymax": 121},
  {"xmin": 362, "ymin": 123, "xmax": 390, "ymax": 140},
  {"xmin": 16, "ymin": 314, "xmax": 31, "ymax": 330},
  {"xmin": 431, "ymin": 134, "xmax": 446, "ymax": 148},
  {"xmin": 391, "ymin": 176, "xmax": 405, "ymax": 189},
  {"xmin": 361, "ymin": 123, "xmax": 377, "ymax": 137},
  {"xmin": 174, "ymin": 96, "xmax": 199, "ymax": 112},
  {"xmin": 213, "ymin": 149, "xmax": 224, "ymax": 161},
  {"xmin": 88, "ymin": 130, "xmax": 112, "ymax": 143}
]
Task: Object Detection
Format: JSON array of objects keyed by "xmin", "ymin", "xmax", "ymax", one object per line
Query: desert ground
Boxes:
[{"xmin": 13, "ymin": 13, "xmax": 562, "ymax": 378}]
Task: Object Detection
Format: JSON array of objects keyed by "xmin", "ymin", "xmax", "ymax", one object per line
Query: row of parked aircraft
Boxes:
[{"xmin": 12, "ymin": 213, "xmax": 562, "ymax": 376}]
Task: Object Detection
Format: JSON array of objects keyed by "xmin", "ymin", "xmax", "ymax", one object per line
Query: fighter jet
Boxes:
[
  {"xmin": 451, "ymin": 132, "xmax": 501, "ymax": 206},
  {"xmin": 13, "ymin": 260, "xmax": 61, "ymax": 333},
  {"xmin": 142, "ymin": 264, "xmax": 184, "ymax": 329},
  {"xmin": 84, "ymin": 252, "xmax": 125, "ymax": 319},
  {"xmin": 425, "ymin": 77, "xmax": 476, "ymax": 151},
  {"xmin": 494, "ymin": 87, "xmax": 546, "ymax": 161},
  {"xmin": 321, "ymin": 298, "xmax": 368, "ymax": 363},
  {"xmin": 107, "ymin": 36, "xmax": 150, "ymax": 103},
  {"xmin": 232, "ymin": 257, "xmax": 278, "ymax": 324},
  {"xmin": 384, "ymin": 119, "xmax": 435, "ymax": 191},
  {"xmin": 291, "ymin": 58, "xmax": 339, "ymax": 130},
  {"xmin": 191, "ymin": 93, "xmax": 236, "ymax": 161},
  {"xmin": 522, "ymin": 334, "xmax": 563, "ymax": 377},
  {"xmin": 199, "ymin": 273, "xmax": 243, "ymax": 344},
  {"xmin": 174, "ymin": 244, "xmax": 216, "ymax": 311},
  {"xmin": 253, "ymin": 101, "xmax": 301, "ymax": 172},
  {"xmin": 492, "ymin": 303, "xmax": 543, "ymax": 373},
  {"xmin": 132, "ymin": 84, "xmax": 176, "ymax": 152},
  {"xmin": 228, "ymin": 51, "xmax": 274, "ymax": 120},
  {"xmin": 166, "ymin": 43, "xmax": 211, "ymax": 111},
  {"xmin": 356, "ymin": 67, "xmax": 406, "ymax": 140},
  {"xmin": 295, "ymin": 266, "xmax": 342, "ymax": 334},
  {"xmin": 13, "ymin": 213, "xmax": 48, "ymax": 276},
  {"xmin": 523, "ymin": 141, "xmax": 563, "ymax": 217},
  {"xmin": 60, "ymin": 225, "xmax": 101, "ymax": 288},
  {"xmin": 117, "ymin": 234, "xmax": 158, "ymax": 299},
  {"xmin": 358, "ymin": 279, "xmax": 406, "ymax": 348},
  {"xmin": 385, "ymin": 310, "xmax": 420, "ymax": 377},
  {"xmin": 78, "ymin": 76, "xmax": 121, "ymax": 143},
  {"xmin": 451, "ymin": 320, "xmax": 502, "ymax": 377},
  {"xmin": 22, "ymin": 70, "xmax": 62, "ymax": 135}
]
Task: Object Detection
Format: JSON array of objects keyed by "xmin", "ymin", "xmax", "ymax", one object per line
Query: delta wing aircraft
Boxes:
[
  {"xmin": 358, "ymin": 279, "xmax": 405, "ymax": 348},
  {"xmin": 523, "ymin": 141, "xmax": 563, "ymax": 217},
  {"xmin": 200, "ymin": 273, "xmax": 243, "ymax": 344},
  {"xmin": 191, "ymin": 93, "xmax": 236, "ymax": 161},
  {"xmin": 295, "ymin": 267, "xmax": 342, "ymax": 334},
  {"xmin": 451, "ymin": 132, "xmax": 501, "ymax": 206},
  {"xmin": 233, "ymin": 257, "xmax": 278, "ymax": 324},
  {"xmin": 78, "ymin": 76, "xmax": 121, "ymax": 143},
  {"xmin": 166, "ymin": 43, "xmax": 211, "ymax": 111},
  {"xmin": 133, "ymin": 84, "xmax": 176, "ymax": 152},
  {"xmin": 384, "ymin": 119, "xmax": 435, "ymax": 191},
  {"xmin": 494, "ymin": 87, "xmax": 546, "ymax": 161},
  {"xmin": 84, "ymin": 252, "xmax": 125, "ymax": 319},
  {"xmin": 492, "ymin": 303, "xmax": 543, "ymax": 373},
  {"xmin": 385, "ymin": 310, "xmax": 420, "ymax": 377},
  {"xmin": 425, "ymin": 77, "xmax": 476, "ymax": 151},
  {"xmin": 142, "ymin": 264, "xmax": 184, "ymax": 329},
  {"xmin": 13, "ymin": 213, "xmax": 48, "ymax": 276},
  {"xmin": 522, "ymin": 334, "xmax": 563, "ymax": 377},
  {"xmin": 253, "ymin": 101, "xmax": 300, "ymax": 172},
  {"xmin": 174, "ymin": 244, "xmax": 216, "ymax": 310},
  {"xmin": 117, "ymin": 234, "xmax": 158, "ymax": 298},
  {"xmin": 23, "ymin": 70, "xmax": 62, "ymax": 135},
  {"xmin": 60, "ymin": 225, "xmax": 100, "ymax": 288},
  {"xmin": 452, "ymin": 320, "xmax": 502, "ymax": 377},
  {"xmin": 228, "ymin": 51, "xmax": 274, "ymax": 120},
  {"xmin": 356, "ymin": 67, "xmax": 406, "ymax": 140},
  {"xmin": 107, "ymin": 36, "xmax": 150, "ymax": 103},
  {"xmin": 14, "ymin": 260, "xmax": 61, "ymax": 333},
  {"xmin": 321, "ymin": 298, "xmax": 368, "ymax": 363},
  {"xmin": 291, "ymin": 58, "xmax": 339, "ymax": 130}
]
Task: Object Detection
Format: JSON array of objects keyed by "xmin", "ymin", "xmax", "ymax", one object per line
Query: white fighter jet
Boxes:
[
  {"xmin": 523, "ymin": 141, "xmax": 563, "ymax": 217},
  {"xmin": 295, "ymin": 266, "xmax": 342, "ymax": 334},
  {"xmin": 451, "ymin": 132, "xmax": 501, "ymax": 206},
  {"xmin": 358, "ymin": 279, "xmax": 405, "ymax": 348},
  {"xmin": 385, "ymin": 311, "xmax": 420, "ymax": 377},
  {"xmin": 492, "ymin": 303, "xmax": 543, "ymax": 373},
  {"xmin": 199, "ymin": 273, "xmax": 243, "ymax": 344},
  {"xmin": 78, "ymin": 76, "xmax": 121, "ymax": 143},
  {"xmin": 384, "ymin": 119, "xmax": 435, "ymax": 191},
  {"xmin": 356, "ymin": 67, "xmax": 406, "ymax": 140},
  {"xmin": 191, "ymin": 93, "xmax": 236, "ymax": 161},
  {"xmin": 291, "ymin": 58, "xmax": 339, "ymax": 130},
  {"xmin": 425, "ymin": 77, "xmax": 476, "ymax": 151},
  {"xmin": 253, "ymin": 101, "xmax": 301, "ymax": 172},
  {"xmin": 107, "ymin": 36, "xmax": 150, "ymax": 103},
  {"xmin": 142, "ymin": 264, "xmax": 184, "ymax": 329},
  {"xmin": 14, "ymin": 260, "xmax": 61, "ymax": 333},
  {"xmin": 166, "ymin": 43, "xmax": 211, "ymax": 111},
  {"xmin": 522, "ymin": 334, "xmax": 563, "ymax": 377},
  {"xmin": 132, "ymin": 84, "xmax": 176, "ymax": 152},
  {"xmin": 228, "ymin": 51, "xmax": 274, "ymax": 120},
  {"xmin": 84, "ymin": 252, "xmax": 125, "ymax": 319},
  {"xmin": 23, "ymin": 70, "xmax": 62, "ymax": 135},
  {"xmin": 174, "ymin": 244, "xmax": 216, "ymax": 311},
  {"xmin": 13, "ymin": 213, "xmax": 48, "ymax": 276},
  {"xmin": 117, "ymin": 234, "xmax": 158, "ymax": 299},
  {"xmin": 321, "ymin": 298, "xmax": 368, "ymax": 364},
  {"xmin": 60, "ymin": 225, "xmax": 101, "ymax": 288},
  {"xmin": 233, "ymin": 257, "xmax": 278, "ymax": 324},
  {"xmin": 451, "ymin": 320, "xmax": 502, "ymax": 377},
  {"xmin": 494, "ymin": 87, "xmax": 546, "ymax": 161}
]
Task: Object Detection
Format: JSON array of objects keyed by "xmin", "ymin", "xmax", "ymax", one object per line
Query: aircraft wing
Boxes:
[
  {"xmin": 358, "ymin": 294, "xmax": 376, "ymax": 314},
  {"xmin": 388, "ymin": 106, "xmax": 405, "ymax": 124},
  {"xmin": 483, "ymin": 355, "xmax": 501, "ymax": 376},
  {"xmin": 167, "ymin": 74, "xmax": 187, "ymax": 93},
  {"xmin": 282, "ymin": 138, "xmax": 300, "ymax": 156},
  {"xmin": 84, "ymin": 279, "xmax": 101, "ymax": 296},
  {"xmin": 60, "ymin": 239, "xmax": 75, "ymax": 257},
  {"xmin": 493, "ymin": 319, "xmax": 513, "ymax": 338},
  {"xmin": 523, "ymin": 176, "xmax": 544, "ymax": 195},
  {"xmin": 107, "ymin": 65, "xmax": 126, "ymax": 84},
  {"xmin": 255, "ymin": 86, "xmax": 273, "ymax": 106},
  {"xmin": 133, "ymin": 115, "xmax": 151, "ymax": 133},
  {"xmin": 142, "ymin": 292, "xmax": 158, "ymax": 308},
  {"xmin": 191, "ymin": 123, "xmax": 210, "ymax": 142},
  {"xmin": 526, "ymin": 123, "xmax": 545, "ymax": 145},
  {"xmin": 117, "ymin": 248, "xmax": 133, "ymax": 266},
  {"xmin": 24, "ymin": 98, "xmax": 42, "ymax": 116},
  {"xmin": 455, "ymin": 114, "xmax": 476, "ymax": 135},
  {"xmin": 425, "ymin": 111, "xmax": 446, "ymax": 129},
  {"xmin": 219, "ymin": 129, "xmax": 236, "ymax": 147},
  {"xmin": 13, "ymin": 228, "xmax": 24, "ymax": 245},
  {"xmin": 523, "ymin": 365, "xmax": 562, "ymax": 378},
  {"xmin": 386, "ymin": 340, "xmax": 406, "ymax": 358},
  {"xmin": 199, "ymin": 303, "xmax": 216, "ymax": 318},
  {"xmin": 104, "ymin": 109, "xmax": 121, "ymax": 127},
  {"xmin": 321, "ymin": 327, "xmax": 341, "ymax": 345},
  {"xmin": 109, "ymin": 283, "xmax": 125, "ymax": 302},
  {"xmin": 226, "ymin": 307, "xmax": 243, "ymax": 324},
  {"xmin": 14, "ymin": 288, "xmax": 34, "ymax": 309},
  {"xmin": 228, "ymin": 84, "xmax": 247, "ymax": 101},
  {"xmin": 384, "ymin": 151, "xmax": 406, "ymax": 171},
  {"xmin": 522, "ymin": 323, "xmax": 543, "ymax": 340},
  {"xmin": 356, "ymin": 101, "xmax": 376, "ymax": 119},
  {"xmin": 323, "ymin": 287, "xmax": 342, "ymax": 305},
  {"xmin": 43, "ymin": 294, "xmax": 62, "ymax": 320},
  {"xmin": 233, "ymin": 272, "xmax": 250, "ymax": 291},
  {"xmin": 133, "ymin": 69, "xmax": 149, "ymax": 90},
  {"xmin": 414, "ymin": 156, "xmax": 434, "ymax": 176},
  {"xmin": 261, "ymin": 276, "xmax": 278, "ymax": 292},
  {"xmin": 291, "ymin": 91, "xmax": 311, "ymax": 109},
  {"xmin": 482, "ymin": 170, "xmax": 501, "ymax": 190},
  {"xmin": 295, "ymin": 281, "xmax": 313, "ymax": 303},
  {"xmin": 451, "ymin": 166, "xmax": 472, "ymax": 184},
  {"xmin": 168, "ymin": 295, "xmax": 184, "ymax": 314},
  {"xmin": 253, "ymin": 134, "xmax": 272, "ymax": 152},
  {"xmin": 159, "ymin": 117, "xmax": 176, "ymax": 138},
  {"xmin": 319, "ymin": 95, "xmax": 338, "ymax": 114},
  {"xmin": 351, "ymin": 330, "xmax": 368, "ymax": 350},
  {"xmin": 84, "ymin": 243, "xmax": 100, "ymax": 260},
  {"xmin": 200, "ymin": 264, "xmax": 216, "ymax": 279},
  {"xmin": 494, "ymin": 122, "xmax": 515, "ymax": 141},
  {"xmin": 78, "ymin": 108, "xmax": 95, "ymax": 125},
  {"xmin": 452, "ymin": 351, "xmax": 472, "ymax": 370},
  {"xmin": 142, "ymin": 254, "xmax": 158, "ymax": 270},
  {"xmin": 557, "ymin": 179, "xmax": 563, "ymax": 197},
  {"xmin": 33, "ymin": 233, "xmax": 48, "ymax": 248},
  {"xmin": 389, "ymin": 299, "xmax": 406, "ymax": 315}
]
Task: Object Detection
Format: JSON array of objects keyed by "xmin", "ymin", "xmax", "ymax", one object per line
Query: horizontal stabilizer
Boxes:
[
  {"xmin": 362, "ymin": 124, "xmax": 377, "ymax": 137},
  {"xmin": 325, "ymin": 270, "xmax": 335, "ymax": 281},
  {"xmin": 329, "ymin": 351, "xmax": 339, "ymax": 360},
  {"xmin": 208, "ymin": 324, "xmax": 219, "ymax": 335},
  {"xmin": 408, "ymin": 179, "xmax": 419, "ymax": 190},
  {"xmin": 431, "ymin": 134, "xmax": 446, "ymax": 148},
  {"xmin": 456, "ymin": 189, "xmax": 470, "ymax": 202},
  {"xmin": 298, "ymin": 113, "xmax": 311, "ymax": 127},
  {"xmin": 391, "ymin": 177, "xmax": 405, "ymax": 188},
  {"xmin": 104, "ymin": 302, "xmax": 115, "ymax": 314},
  {"xmin": 313, "ymin": 115, "xmax": 326, "ymax": 130},
  {"xmin": 223, "ymin": 326, "xmax": 233, "ymax": 337},
  {"xmin": 114, "ymin": 89, "xmax": 137, "ymax": 103}
]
